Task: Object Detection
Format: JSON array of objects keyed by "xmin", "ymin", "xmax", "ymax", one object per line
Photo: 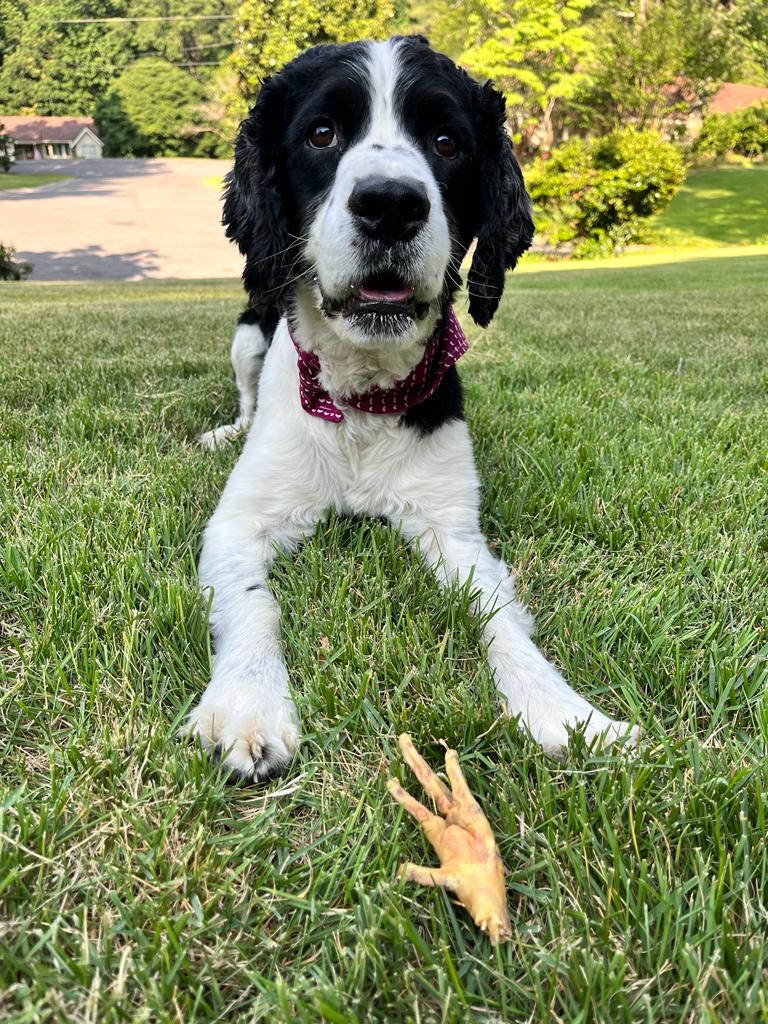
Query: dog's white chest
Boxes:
[{"xmin": 322, "ymin": 409, "xmax": 414, "ymax": 515}]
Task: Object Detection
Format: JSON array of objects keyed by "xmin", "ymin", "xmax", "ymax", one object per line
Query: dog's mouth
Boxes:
[
  {"xmin": 317, "ymin": 270, "xmax": 434, "ymax": 338},
  {"xmin": 347, "ymin": 272, "xmax": 416, "ymax": 315},
  {"xmin": 321, "ymin": 272, "xmax": 436, "ymax": 323}
]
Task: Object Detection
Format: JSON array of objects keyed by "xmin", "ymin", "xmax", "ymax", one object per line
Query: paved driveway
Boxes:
[{"xmin": 0, "ymin": 158, "xmax": 243, "ymax": 281}]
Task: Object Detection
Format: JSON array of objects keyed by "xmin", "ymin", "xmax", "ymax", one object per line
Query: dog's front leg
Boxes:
[
  {"xmin": 184, "ymin": 510, "xmax": 313, "ymax": 782},
  {"xmin": 399, "ymin": 516, "xmax": 637, "ymax": 755},
  {"xmin": 198, "ymin": 319, "xmax": 270, "ymax": 449}
]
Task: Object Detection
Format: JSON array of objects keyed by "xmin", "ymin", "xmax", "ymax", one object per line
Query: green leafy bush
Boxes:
[
  {"xmin": 0, "ymin": 244, "xmax": 32, "ymax": 281},
  {"xmin": 0, "ymin": 123, "xmax": 13, "ymax": 172},
  {"xmin": 95, "ymin": 59, "xmax": 206, "ymax": 158},
  {"xmin": 695, "ymin": 103, "xmax": 768, "ymax": 159},
  {"xmin": 526, "ymin": 128, "xmax": 686, "ymax": 256}
]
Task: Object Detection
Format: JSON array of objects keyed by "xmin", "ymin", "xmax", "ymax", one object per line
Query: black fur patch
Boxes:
[
  {"xmin": 238, "ymin": 304, "xmax": 280, "ymax": 350},
  {"xmin": 395, "ymin": 36, "xmax": 534, "ymax": 327},
  {"xmin": 223, "ymin": 43, "xmax": 370, "ymax": 309},
  {"xmin": 401, "ymin": 365, "xmax": 464, "ymax": 435}
]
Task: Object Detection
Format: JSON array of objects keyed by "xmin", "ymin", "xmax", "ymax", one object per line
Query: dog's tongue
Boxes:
[{"xmin": 355, "ymin": 282, "xmax": 414, "ymax": 303}]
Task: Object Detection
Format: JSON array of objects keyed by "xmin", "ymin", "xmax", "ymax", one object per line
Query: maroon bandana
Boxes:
[{"xmin": 290, "ymin": 309, "xmax": 468, "ymax": 423}]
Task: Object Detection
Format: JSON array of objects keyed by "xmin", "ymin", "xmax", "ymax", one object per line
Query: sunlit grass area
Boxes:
[
  {"xmin": 526, "ymin": 162, "xmax": 768, "ymax": 269},
  {"xmin": 2, "ymin": 257, "xmax": 768, "ymax": 1021},
  {"xmin": 202, "ymin": 174, "xmax": 226, "ymax": 191},
  {"xmin": 0, "ymin": 172, "xmax": 72, "ymax": 191},
  {"xmin": 650, "ymin": 162, "xmax": 768, "ymax": 248},
  {"xmin": 519, "ymin": 241, "xmax": 768, "ymax": 274}
]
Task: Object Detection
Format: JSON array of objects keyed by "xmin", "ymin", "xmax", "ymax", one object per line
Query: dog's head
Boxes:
[{"xmin": 224, "ymin": 36, "xmax": 534, "ymax": 347}]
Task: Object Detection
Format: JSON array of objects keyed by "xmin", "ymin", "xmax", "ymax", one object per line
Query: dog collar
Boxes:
[{"xmin": 289, "ymin": 309, "xmax": 468, "ymax": 422}]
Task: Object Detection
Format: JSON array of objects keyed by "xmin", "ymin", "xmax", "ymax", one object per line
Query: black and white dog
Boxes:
[{"xmin": 189, "ymin": 36, "xmax": 636, "ymax": 781}]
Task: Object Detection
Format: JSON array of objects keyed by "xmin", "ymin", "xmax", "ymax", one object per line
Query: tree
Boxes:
[
  {"xmin": 575, "ymin": 0, "xmax": 738, "ymax": 134},
  {"xmin": 0, "ymin": 0, "xmax": 238, "ymax": 116},
  {"xmin": 227, "ymin": 0, "xmax": 395, "ymax": 116},
  {"xmin": 98, "ymin": 0, "xmax": 238, "ymax": 84},
  {"xmin": 731, "ymin": 0, "xmax": 768, "ymax": 84},
  {"xmin": 413, "ymin": 0, "xmax": 597, "ymax": 154},
  {"xmin": 0, "ymin": 0, "xmax": 131, "ymax": 115},
  {"xmin": 0, "ymin": 243, "xmax": 32, "ymax": 280},
  {"xmin": 194, "ymin": 65, "xmax": 244, "ymax": 157},
  {"xmin": 95, "ymin": 58, "xmax": 206, "ymax": 156}
]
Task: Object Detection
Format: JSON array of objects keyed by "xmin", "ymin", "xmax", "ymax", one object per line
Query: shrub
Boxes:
[
  {"xmin": 526, "ymin": 128, "xmax": 686, "ymax": 256},
  {"xmin": 95, "ymin": 59, "xmax": 206, "ymax": 158},
  {"xmin": 0, "ymin": 123, "xmax": 13, "ymax": 172},
  {"xmin": 0, "ymin": 243, "xmax": 32, "ymax": 281},
  {"xmin": 695, "ymin": 103, "xmax": 768, "ymax": 159}
]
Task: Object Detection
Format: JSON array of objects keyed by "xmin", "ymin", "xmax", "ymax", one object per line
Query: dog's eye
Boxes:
[
  {"xmin": 307, "ymin": 120, "xmax": 338, "ymax": 150},
  {"xmin": 434, "ymin": 132, "xmax": 459, "ymax": 159}
]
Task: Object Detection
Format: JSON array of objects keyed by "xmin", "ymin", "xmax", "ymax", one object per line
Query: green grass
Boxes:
[
  {"xmin": 650, "ymin": 163, "xmax": 768, "ymax": 248},
  {"xmin": 0, "ymin": 172, "xmax": 71, "ymax": 191},
  {"xmin": 1, "ymin": 259, "xmax": 768, "ymax": 1022}
]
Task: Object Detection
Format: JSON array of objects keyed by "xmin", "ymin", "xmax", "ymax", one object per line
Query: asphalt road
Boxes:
[{"xmin": 0, "ymin": 158, "xmax": 243, "ymax": 282}]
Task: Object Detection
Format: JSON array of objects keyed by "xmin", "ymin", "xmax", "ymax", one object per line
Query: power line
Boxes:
[
  {"xmin": 135, "ymin": 39, "xmax": 235, "ymax": 52},
  {"xmin": 57, "ymin": 14, "xmax": 236, "ymax": 24},
  {"xmin": 114, "ymin": 57, "xmax": 231, "ymax": 69},
  {"xmin": 133, "ymin": 42, "xmax": 235, "ymax": 59}
]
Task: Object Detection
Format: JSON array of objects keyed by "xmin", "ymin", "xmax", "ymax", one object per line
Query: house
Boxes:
[
  {"xmin": 0, "ymin": 116, "xmax": 103, "ymax": 161},
  {"xmin": 708, "ymin": 83, "xmax": 768, "ymax": 115},
  {"xmin": 670, "ymin": 81, "xmax": 768, "ymax": 142}
]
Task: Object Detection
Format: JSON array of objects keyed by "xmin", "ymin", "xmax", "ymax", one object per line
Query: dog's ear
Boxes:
[
  {"xmin": 223, "ymin": 76, "xmax": 293, "ymax": 306},
  {"xmin": 467, "ymin": 83, "xmax": 534, "ymax": 328}
]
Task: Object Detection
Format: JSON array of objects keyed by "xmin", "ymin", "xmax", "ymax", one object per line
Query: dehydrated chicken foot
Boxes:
[{"xmin": 388, "ymin": 733, "xmax": 511, "ymax": 943}]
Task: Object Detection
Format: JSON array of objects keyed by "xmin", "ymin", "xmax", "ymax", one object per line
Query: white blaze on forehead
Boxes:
[
  {"xmin": 365, "ymin": 38, "xmax": 405, "ymax": 148},
  {"xmin": 306, "ymin": 35, "xmax": 451, "ymax": 345}
]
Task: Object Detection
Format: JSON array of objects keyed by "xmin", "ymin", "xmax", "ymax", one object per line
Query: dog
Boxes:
[{"xmin": 188, "ymin": 36, "xmax": 637, "ymax": 781}]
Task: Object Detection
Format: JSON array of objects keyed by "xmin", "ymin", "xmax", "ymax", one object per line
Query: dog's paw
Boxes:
[
  {"xmin": 500, "ymin": 669, "xmax": 639, "ymax": 758},
  {"xmin": 182, "ymin": 702, "xmax": 300, "ymax": 783},
  {"xmin": 534, "ymin": 707, "xmax": 639, "ymax": 758},
  {"xmin": 198, "ymin": 416, "xmax": 251, "ymax": 450}
]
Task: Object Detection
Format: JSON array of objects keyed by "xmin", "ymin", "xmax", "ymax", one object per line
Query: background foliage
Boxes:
[
  {"xmin": 1, "ymin": 1, "xmax": 767, "ymax": 254},
  {"xmin": 94, "ymin": 58, "xmax": 208, "ymax": 157},
  {"xmin": 0, "ymin": 121, "xmax": 13, "ymax": 170},
  {"xmin": 527, "ymin": 128, "xmax": 687, "ymax": 254},
  {"xmin": 574, "ymin": 0, "xmax": 737, "ymax": 136},
  {"xmin": 695, "ymin": 102, "xmax": 768, "ymax": 159},
  {"xmin": 0, "ymin": 0, "xmax": 237, "ymax": 148},
  {"xmin": 0, "ymin": 242, "xmax": 32, "ymax": 279},
  {"xmin": 220, "ymin": 0, "xmax": 396, "ymax": 133},
  {"xmin": 406, "ymin": 0, "xmax": 594, "ymax": 153},
  {"xmin": 1, "ymin": 0, "xmax": 767, "ymax": 159}
]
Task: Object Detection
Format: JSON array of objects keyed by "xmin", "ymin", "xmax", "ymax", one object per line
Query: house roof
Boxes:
[
  {"xmin": 0, "ymin": 115, "xmax": 103, "ymax": 145},
  {"xmin": 709, "ymin": 83, "xmax": 768, "ymax": 115}
]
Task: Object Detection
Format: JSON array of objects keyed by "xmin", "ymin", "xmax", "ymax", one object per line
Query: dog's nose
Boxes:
[{"xmin": 348, "ymin": 176, "xmax": 430, "ymax": 244}]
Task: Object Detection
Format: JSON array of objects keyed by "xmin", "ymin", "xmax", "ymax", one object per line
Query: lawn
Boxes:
[
  {"xmin": 203, "ymin": 174, "xmax": 226, "ymax": 191},
  {"xmin": 0, "ymin": 172, "xmax": 71, "ymax": 191},
  {"xmin": 1, "ymin": 257, "xmax": 768, "ymax": 1022},
  {"xmin": 650, "ymin": 162, "xmax": 768, "ymax": 248}
]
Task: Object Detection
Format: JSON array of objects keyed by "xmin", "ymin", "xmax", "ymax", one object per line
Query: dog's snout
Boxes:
[{"xmin": 348, "ymin": 176, "xmax": 430, "ymax": 244}]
